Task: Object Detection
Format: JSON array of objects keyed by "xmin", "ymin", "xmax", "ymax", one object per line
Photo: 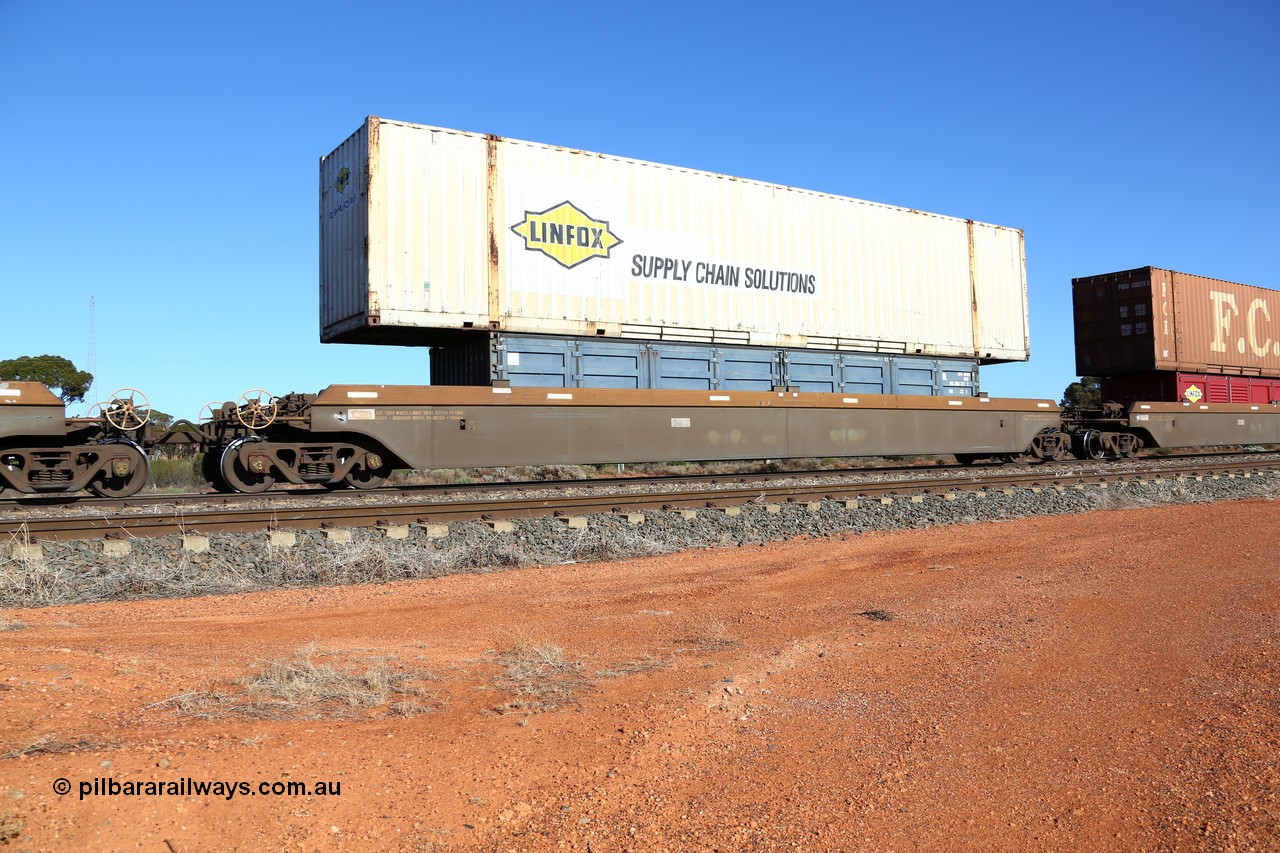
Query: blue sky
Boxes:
[{"xmin": 3, "ymin": 1, "xmax": 1277, "ymax": 419}]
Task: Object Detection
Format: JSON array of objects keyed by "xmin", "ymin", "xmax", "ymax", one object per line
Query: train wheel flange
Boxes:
[
  {"xmin": 220, "ymin": 436, "xmax": 276, "ymax": 494},
  {"xmin": 341, "ymin": 452, "xmax": 389, "ymax": 490},
  {"xmin": 201, "ymin": 448, "xmax": 234, "ymax": 493},
  {"xmin": 88, "ymin": 440, "xmax": 149, "ymax": 498},
  {"xmin": 342, "ymin": 468, "xmax": 388, "ymax": 490},
  {"xmin": 1079, "ymin": 429, "xmax": 1106, "ymax": 460}
]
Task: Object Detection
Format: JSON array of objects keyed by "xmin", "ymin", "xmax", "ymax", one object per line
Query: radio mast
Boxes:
[{"xmin": 87, "ymin": 295, "xmax": 97, "ymax": 407}]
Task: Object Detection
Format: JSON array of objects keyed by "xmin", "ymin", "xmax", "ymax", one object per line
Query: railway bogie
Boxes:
[
  {"xmin": 0, "ymin": 383, "xmax": 152, "ymax": 498},
  {"xmin": 1064, "ymin": 400, "xmax": 1280, "ymax": 458}
]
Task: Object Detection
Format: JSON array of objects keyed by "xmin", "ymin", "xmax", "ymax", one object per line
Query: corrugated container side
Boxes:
[
  {"xmin": 969, "ymin": 223, "xmax": 1030, "ymax": 359},
  {"xmin": 429, "ymin": 334, "xmax": 976, "ymax": 395},
  {"xmin": 577, "ymin": 341, "xmax": 646, "ymax": 389},
  {"xmin": 1074, "ymin": 267, "xmax": 1280, "ymax": 378},
  {"xmin": 373, "ymin": 121, "xmax": 490, "ymax": 335},
  {"xmin": 428, "ymin": 336, "xmax": 491, "ymax": 386},
  {"xmin": 1169, "ymin": 270, "xmax": 1280, "ymax": 374},
  {"xmin": 322, "ymin": 117, "xmax": 1030, "ymax": 362},
  {"xmin": 1072, "ymin": 267, "xmax": 1162, "ymax": 375},
  {"xmin": 784, "ymin": 351, "xmax": 841, "ymax": 393},
  {"xmin": 1101, "ymin": 372, "xmax": 1280, "ymax": 406},
  {"xmin": 320, "ymin": 121, "xmax": 372, "ymax": 339}
]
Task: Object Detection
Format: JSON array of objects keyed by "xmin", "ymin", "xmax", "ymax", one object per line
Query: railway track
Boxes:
[
  {"xmin": 4, "ymin": 449, "xmax": 1274, "ymax": 512},
  {"xmin": 3, "ymin": 454, "xmax": 1277, "ymax": 543}
]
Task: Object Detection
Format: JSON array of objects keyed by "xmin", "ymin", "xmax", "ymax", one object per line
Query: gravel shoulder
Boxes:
[{"xmin": 2, "ymin": 497, "xmax": 1278, "ymax": 851}]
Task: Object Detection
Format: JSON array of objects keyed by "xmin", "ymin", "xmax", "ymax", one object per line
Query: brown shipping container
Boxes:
[{"xmin": 1074, "ymin": 267, "xmax": 1280, "ymax": 378}]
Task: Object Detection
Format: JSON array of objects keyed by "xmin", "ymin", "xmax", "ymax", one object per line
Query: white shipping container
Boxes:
[{"xmin": 320, "ymin": 117, "xmax": 1030, "ymax": 362}]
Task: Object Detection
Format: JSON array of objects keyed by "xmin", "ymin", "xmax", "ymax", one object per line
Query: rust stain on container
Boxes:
[
  {"xmin": 967, "ymin": 220, "xmax": 980, "ymax": 357},
  {"xmin": 486, "ymin": 134, "xmax": 502, "ymax": 326},
  {"xmin": 1074, "ymin": 266, "xmax": 1280, "ymax": 378}
]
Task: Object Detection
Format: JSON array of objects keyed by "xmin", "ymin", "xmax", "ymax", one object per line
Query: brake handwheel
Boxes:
[
  {"xmin": 197, "ymin": 401, "xmax": 223, "ymax": 424},
  {"xmin": 103, "ymin": 388, "xmax": 151, "ymax": 431},
  {"xmin": 236, "ymin": 389, "xmax": 278, "ymax": 430}
]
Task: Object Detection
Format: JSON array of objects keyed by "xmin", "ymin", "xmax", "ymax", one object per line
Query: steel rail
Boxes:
[{"xmin": 3, "ymin": 457, "xmax": 1276, "ymax": 543}]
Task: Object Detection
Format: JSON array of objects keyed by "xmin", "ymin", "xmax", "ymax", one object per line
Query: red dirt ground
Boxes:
[{"xmin": 2, "ymin": 500, "xmax": 1278, "ymax": 852}]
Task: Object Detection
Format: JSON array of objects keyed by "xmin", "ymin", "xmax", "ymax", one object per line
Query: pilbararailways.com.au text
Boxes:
[{"xmin": 57, "ymin": 776, "xmax": 341, "ymax": 801}]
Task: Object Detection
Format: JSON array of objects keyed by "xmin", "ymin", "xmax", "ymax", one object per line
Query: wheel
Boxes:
[
  {"xmin": 340, "ymin": 450, "xmax": 389, "ymax": 490},
  {"xmin": 954, "ymin": 453, "xmax": 980, "ymax": 466},
  {"xmin": 0, "ymin": 454, "xmax": 22, "ymax": 495},
  {"xmin": 103, "ymin": 388, "xmax": 151, "ymax": 431},
  {"xmin": 88, "ymin": 440, "xmax": 149, "ymax": 498},
  {"xmin": 1077, "ymin": 429, "xmax": 1106, "ymax": 460},
  {"xmin": 343, "ymin": 468, "xmax": 388, "ymax": 490},
  {"xmin": 235, "ymin": 389, "xmax": 278, "ymax": 430},
  {"xmin": 220, "ymin": 437, "xmax": 276, "ymax": 494},
  {"xmin": 201, "ymin": 450, "xmax": 234, "ymax": 492}
]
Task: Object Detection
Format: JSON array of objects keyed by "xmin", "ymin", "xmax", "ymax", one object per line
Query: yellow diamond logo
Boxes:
[
  {"xmin": 511, "ymin": 201, "xmax": 622, "ymax": 269},
  {"xmin": 1183, "ymin": 384, "xmax": 1204, "ymax": 403}
]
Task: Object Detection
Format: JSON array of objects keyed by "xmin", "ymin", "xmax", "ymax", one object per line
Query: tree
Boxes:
[
  {"xmin": 1061, "ymin": 376, "xmax": 1101, "ymax": 409},
  {"xmin": 0, "ymin": 355, "xmax": 93, "ymax": 403}
]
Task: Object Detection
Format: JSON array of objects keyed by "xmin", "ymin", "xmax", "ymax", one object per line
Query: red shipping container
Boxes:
[{"xmin": 1099, "ymin": 372, "xmax": 1280, "ymax": 406}]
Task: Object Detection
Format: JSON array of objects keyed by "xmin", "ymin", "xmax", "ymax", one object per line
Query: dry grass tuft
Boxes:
[
  {"xmin": 0, "ymin": 619, "xmax": 28, "ymax": 631},
  {"xmin": 554, "ymin": 527, "xmax": 679, "ymax": 564},
  {"xmin": 158, "ymin": 645, "xmax": 440, "ymax": 720},
  {"xmin": 595, "ymin": 655, "xmax": 669, "ymax": 679},
  {"xmin": 0, "ymin": 810, "xmax": 24, "ymax": 845},
  {"xmin": 671, "ymin": 615, "xmax": 739, "ymax": 652},
  {"xmin": 1, "ymin": 733, "xmax": 115, "ymax": 760},
  {"xmin": 491, "ymin": 629, "xmax": 589, "ymax": 714},
  {"xmin": 858, "ymin": 609, "xmax": 896, "ymax": 622}
]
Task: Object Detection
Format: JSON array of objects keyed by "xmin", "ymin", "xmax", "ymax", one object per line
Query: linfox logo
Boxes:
[
  {"xmin": 510, "ymin": 201, "xmax": 622, "ymax": 269},
  {"xmin": 335, "ymin": 167, "xmax": 350, "ymax": 195}
]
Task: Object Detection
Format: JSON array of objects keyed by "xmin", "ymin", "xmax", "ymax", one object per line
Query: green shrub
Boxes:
[{"xmin": 148, "ymin": 456, "xmax": 201, "ymax": 491}]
